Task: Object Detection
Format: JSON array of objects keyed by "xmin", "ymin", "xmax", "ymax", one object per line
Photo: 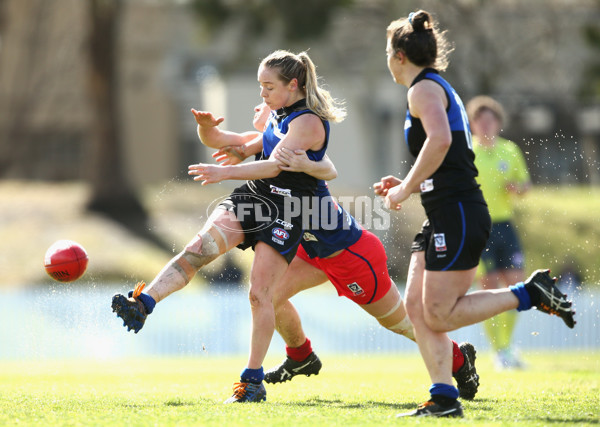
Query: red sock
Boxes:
[
  {"xmin": 286, "ymin": 338, "xmax": 312, "ymax": 362},
  {"xmin": 451, "ymin": 340, "xmax": 464, "ymax": 373}
]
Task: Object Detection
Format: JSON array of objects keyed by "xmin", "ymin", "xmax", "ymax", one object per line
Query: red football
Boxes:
[{"xmin": 44, "ymin": 240, "xmax": 89, "ymax": 282}]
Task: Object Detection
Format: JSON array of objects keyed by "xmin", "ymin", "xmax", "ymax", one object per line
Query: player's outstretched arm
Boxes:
[
  {"xmin": 188, "ymin": 158, "xmax": 281, "ymax": 185},
  {"xmin": 274, "ymin": 148, "xmax": 337, "ymax": 181},
  {"xmin": 189, "ymin": 113, "xmax": 326, "ymax": 185},
  {"xmin": 191, "ymin": 108, "xmax": 260, "ymax": 149},
  {"xmin": 189, "ymin": 136, "xmax": 280, "ymax": 184}
]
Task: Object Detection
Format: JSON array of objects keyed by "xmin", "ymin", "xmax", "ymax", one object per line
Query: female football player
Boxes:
[
  {"xmin": 207, "ymin": 102, "xmax": 480, "ymax": 401},
  {"xmin": 112, "ymin": 50, "xmax": 345, "ymax": 404},
  {"xmin": 376, "ymin": 10, "xmax": 575, "ymax": 418}
]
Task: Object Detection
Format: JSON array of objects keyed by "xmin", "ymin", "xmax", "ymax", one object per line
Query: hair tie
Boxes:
[{"xmin": 408, "ymin": 12, "xmax": 415, "ymax": 26}]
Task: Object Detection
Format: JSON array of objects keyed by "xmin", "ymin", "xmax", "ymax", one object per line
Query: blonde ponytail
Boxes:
[
  {"xmin": 261, "ymin": 50, "xmax": 346, "ymax": 123},
  {"xmin": 298, "ymin": 52, "xmax": 346, "ymax": 123}
]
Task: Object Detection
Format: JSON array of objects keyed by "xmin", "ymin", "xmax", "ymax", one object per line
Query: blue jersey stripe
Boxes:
[
  {"xmin": 281, "ymin": 234, "xmax": 304, "ymax": 256},
  {"xmin": 442, "ymin": 202, "xmax": 466, "ymax": 271},
  {"xmin": 345, "ymin": 247, "xmax": 378, "ymax": 304}
]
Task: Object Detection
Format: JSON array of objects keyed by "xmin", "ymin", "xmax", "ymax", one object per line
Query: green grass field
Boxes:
[{"xmin": 1, "ymin": 352, "xmax": 598, "ymax": 426}]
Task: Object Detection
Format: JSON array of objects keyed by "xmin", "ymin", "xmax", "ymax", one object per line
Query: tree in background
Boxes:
[
  {"xmin": 86, "ymin": 0, "xmax": 145, "ymax": 220},
  {"xmin": 0, "ymin": 0, "xmax": 147, "ymax": 223},
  {"xmin": 579, "ymin": 0, "xmax": 600, "ymax": 102},
  {"xmin": 86, "ymin": 0, "xmax": 172, "ymax": 249},
  {"xmin": 189, "ymin": 0, "xmax": 354, "ymax": 70},
  {"xmin": 0, "ymin": 0, "xmax": 58, "ymax": 177},
  {"xmin": 191, "ymin": 0, "xmax": 354, "ymax": 41}
]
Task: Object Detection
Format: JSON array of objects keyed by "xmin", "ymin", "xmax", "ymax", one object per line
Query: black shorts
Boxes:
[
  {"xmin": 480, "ymin": 220, "xmax": 525, "ymax": 272},
  {"xmin": 411, "ymin": 202, "xmax": 491, "ymax": 271},
  {"xmin": 219, "ymin": 183, "xmax": 304, "ymax": 264}
]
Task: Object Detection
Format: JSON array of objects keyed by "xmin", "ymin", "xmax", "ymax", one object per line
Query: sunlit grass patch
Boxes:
[{"xmin": 0, "ymin": 352, "xmax": 598, "ymax": 426}]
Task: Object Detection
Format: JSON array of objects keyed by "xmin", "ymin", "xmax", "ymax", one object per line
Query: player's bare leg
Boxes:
[
  {"xmin": 265, "ymin": 257, "xmax": 329, "ymax": 384},
  {"xmin": 224, "ymin": 242, "xmax": 288, "ymax": 403},
  {"xmin": 360, "ymin": 280, "xmax": 414, "ymax": 340},
  {"xmin": 424, "ymin": 269, "xmax": 518, "ymax": 333},
  {"xmin": 361, "ymin": 276, "xmax": 478, "ymax": 399},
  {"xmin": 145, "ymin": 208, "xmax": 242, "ymax": 302},
  {"xmin": 274, "ymin": 257, "xmax": 330, "ymax": 346},
  {"xmin": 402, "ymin": 251, "xmax": 466, "ymax": 415},
  {"xmin": 403, "ymin": 253, "xmax": 575, "ymax": 416},
  {"xmin": 246, "ymin": 242, "xmax": 289, "ymax": 369},
  {"xmin": 112, "ymin": 207, "xmax": 243, "ymax": 333},
  {"xmin": 266, "ymin": 257, "xmax": 478, "ymax": 397},
  {"xmin": 404, "ymin": 253, "xmax": 451, "ymax": 385},
  {"xmin": 423, "ymin": 266, "xmax": 575, "ymax": 332}
]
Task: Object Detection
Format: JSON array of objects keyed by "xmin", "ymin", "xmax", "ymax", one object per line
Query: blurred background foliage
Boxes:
[
  {"xmin": 0, "ymin": 0, "xmax": 599, "ymax": 287},
  {"xmin": 190, "ymin": 0, "xmax": 354, "ymax": 43}
]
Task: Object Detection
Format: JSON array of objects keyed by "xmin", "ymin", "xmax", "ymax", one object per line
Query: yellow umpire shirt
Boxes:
[{"xmin": 473, "ymin": 136, "xmax": 530, "ymax": 223}]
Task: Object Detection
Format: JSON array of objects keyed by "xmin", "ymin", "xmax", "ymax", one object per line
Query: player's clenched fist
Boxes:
[{"xmin": 373, "ymin": 175, "xmax": 401, "ymax": 196}]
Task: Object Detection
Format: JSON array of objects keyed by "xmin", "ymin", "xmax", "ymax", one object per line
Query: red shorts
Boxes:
[{"xmin": 295, "ymin": 230, "xmax": 392, "ymax": 305}]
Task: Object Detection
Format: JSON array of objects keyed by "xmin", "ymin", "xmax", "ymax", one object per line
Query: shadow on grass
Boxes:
[
  {"xmin": 164, "ymin": 399, "xmax": 196, "ymax": 407},
  {"xmin": 121, "ymin": 398, "xmax": 205, "ymax": 409},
  {"xmin": 463, "ymin": 397, "xmax": 496, "ymax": 408},
  {"xmin": 465, "ymin": 399, "xmax": 598, "ymax": 423},
  {"xmin": 274, "ymin": 397, "xmax": 417, "ymax": 410}
]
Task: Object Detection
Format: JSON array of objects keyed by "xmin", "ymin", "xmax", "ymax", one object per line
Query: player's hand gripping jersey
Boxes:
[
  {"xmin": 221, "ymin": 99, "xmax": 331, "ymax": 263},
  {"xmin": 250, "ymin": 99, "xmax": 329, "ymax": 197}
]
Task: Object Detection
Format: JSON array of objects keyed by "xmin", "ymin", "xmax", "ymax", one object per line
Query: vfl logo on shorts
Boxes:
[
  {"xmin": 270, "ymin": 185, "xmax": 292, "ymax": 197},
  {"xmin": 303, "ymin": 232, "xmax": 318, "ymax": 242},
  {"xmin": 420, "ymin": 179, "xmax": 434, "ymax": 193},
  {"xmin": 347, "ymin": 282, "xmax": 364, "ymax": 296},
  {"xmin": 272, "ymin": 227, "xmax": 289, "ymax": 245},
  {"xmin": 434, "ymin": 233, "xmax": 447, "ymax": 252}
]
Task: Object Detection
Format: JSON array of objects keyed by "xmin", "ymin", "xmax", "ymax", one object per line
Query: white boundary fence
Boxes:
[{"xmin": 1, "ymin": 284, "xmax": 597, "ymax": 359}]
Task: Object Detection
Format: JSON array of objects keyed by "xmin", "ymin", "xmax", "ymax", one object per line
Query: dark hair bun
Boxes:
[
  {"xmin": 411, "ymin": 10, "xmax": 432, "ymax": 32},
  {"xmin": 387, "ymin": 9, "xmax": 452, "ymax": 71}
]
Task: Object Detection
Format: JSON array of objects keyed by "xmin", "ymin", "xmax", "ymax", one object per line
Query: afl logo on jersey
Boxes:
[{"xmin": 272, "ymin": 227, "xmax": 289, "ymax": 240}]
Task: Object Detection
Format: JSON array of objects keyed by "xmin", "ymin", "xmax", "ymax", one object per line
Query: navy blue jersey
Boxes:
[
  {"xmin": 404, "ymin": 68, "xmax": 485, "ymax": 213},
  {"xmin": 300, "ymin": 180, "xmax": 363, "ymax": 259},
  {"xmin": 249, "ymin": 99, "xmax": 329, "ymax": 197}
]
